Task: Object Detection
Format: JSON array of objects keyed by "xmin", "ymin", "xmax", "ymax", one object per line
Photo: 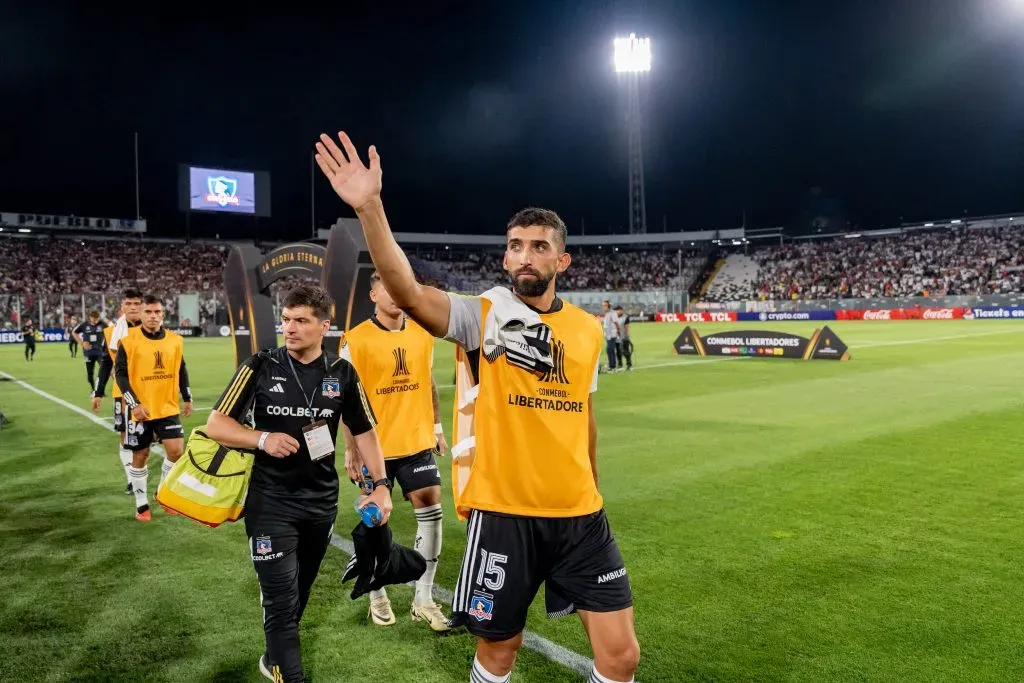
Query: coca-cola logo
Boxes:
[
  {"xmin": 863, "ymin": 310, "xmax": 891, "ymax": 320},
  {"xmin": 922, "ymin": 308, "xmax": 954, "ymax": 320}
]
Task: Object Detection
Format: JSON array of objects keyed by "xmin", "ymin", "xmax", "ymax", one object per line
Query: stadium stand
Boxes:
[
  {"xmin": 702, "ymin": 253, "xmax": 758, "ymax": 302},
  {"xmin": 702, "ymin": 227, "xmax": 1024, "ymax": 302},
  {"xmin": 1, "ymin": 232, "xmax": 710, "ymax": 330},
  {"xmin": 415, "ymin": 248, "xmax": 705, "ymax": 294}
]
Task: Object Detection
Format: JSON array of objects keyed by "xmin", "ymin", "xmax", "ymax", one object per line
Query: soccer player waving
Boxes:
[
  {"xmin": 204, "ymin": 284, "xmax": 392, "ymax": 683},
  {"xmin": 114, "ymin": 295, "xmax": 193, "ymax": 521},
  {"xmin": 316, "ymin": 132, "xmax": 640, "ymax": 683},
  {"xmin": 341, "ymin": 270, "xmax": 450, "ymax": 631}
]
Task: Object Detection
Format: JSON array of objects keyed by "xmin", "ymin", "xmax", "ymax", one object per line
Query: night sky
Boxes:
[{"xmin": 3, "ymin": 1, "xmax": 1024, "ymax": 240}]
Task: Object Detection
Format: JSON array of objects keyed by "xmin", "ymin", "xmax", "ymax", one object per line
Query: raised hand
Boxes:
[{"xmin": 314, "ymin": 131, "xmax": 382, "ymax": 211}]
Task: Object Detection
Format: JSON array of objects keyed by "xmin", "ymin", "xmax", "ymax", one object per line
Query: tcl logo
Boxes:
[
  {"xmin": 863, "ymin": 310, "xmax": 891, "ymax": 320},
  {"xmin": 658, "ymin": 311, "xmax": 735, "ymax": 322},
  {"xmin": 682, "ymin": 312, "xmax": 732, "ymax": 322},
  {"xmin": 922, "ymin": 308, "xmax": 955, "ymax": 319}
]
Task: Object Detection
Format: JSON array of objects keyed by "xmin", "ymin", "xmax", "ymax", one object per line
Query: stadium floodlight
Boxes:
[
  {"xmin": 614, "ymin": 33, "xmax": 652, "ymax": 234},
  {"xmin": 614, "ymin": 33, "xmax": 652, "ymax": 73}
]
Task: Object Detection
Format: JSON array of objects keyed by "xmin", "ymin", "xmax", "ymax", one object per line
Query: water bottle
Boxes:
[{"xmin": 354, "ymin": 465, "xmax": 382, "ymax": 527}]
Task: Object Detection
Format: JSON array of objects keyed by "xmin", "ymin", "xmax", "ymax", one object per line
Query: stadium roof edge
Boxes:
[
  {"xmin": 899, "ymin": 212, "xmax": 1022, "ymax": 229},
  {"xmin": 1, "ymin": 211, "xmax": 146, "ymax": 234},
  {"xmin": 324, "ymin": 219, "xmax": 744, "ymax": 246}
]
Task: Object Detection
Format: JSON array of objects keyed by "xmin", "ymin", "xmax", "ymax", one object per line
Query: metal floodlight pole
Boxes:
[{"xmin": 614, "ymin": 33, "xmax": 651, "ymax": 235}]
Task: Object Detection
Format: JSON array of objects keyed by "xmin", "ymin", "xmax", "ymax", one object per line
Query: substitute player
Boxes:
[
  {"xmin": 73, "ymin": 310, "xmax": 109, "ymax": 389},
  {"xmin": 341, "ymin": 270, "xmax": 450, "ymax": 631},
  {"xmin": 315, "ymin": 132, "xmax": 639, "ymax": 683},
  {"xmin": 115, "ymin": 295, "xmax": 193, "ymax": 521},
  {"xmin": 92, "ymin": 288, "xmax": 143, "ymax": 494}
]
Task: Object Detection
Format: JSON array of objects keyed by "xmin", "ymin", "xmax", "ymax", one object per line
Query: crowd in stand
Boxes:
[
  {"xmin": 0, "ymin": 238, "xmax": 227, "ymax": 297},
  {"xmin": 0, "ymin": 238, "xmax": 455, "ymax": 328},
  {"xmin": 0, "ymin": 238, "xmax": 230, "ymax": 328},
  {"xmin": 5, "ymin": 226, "xmax": 1023, "ymax": 325},
  {"xmin": 741, "ymin": 227, "xmax": 1024, "ymax": 301},
  {"xmin": 414, "ymin": 249, "xmax": 700, "ymax": 294}
]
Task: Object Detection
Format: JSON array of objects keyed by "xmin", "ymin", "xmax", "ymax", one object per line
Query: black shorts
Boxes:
[
  {"xmin": 385, "ymin": 449, "xmax": 442, "ymax": 499},
  {"xmin": 450, "ymin": 509, "xmax": 633, "ymax": 640},
  {"xmin": 113, "ymin": 398, "xmax": 125, "ymax": 433},
  {"xmin": 124, "ymin": 414, "xmax": 184, "ymax": 452}
]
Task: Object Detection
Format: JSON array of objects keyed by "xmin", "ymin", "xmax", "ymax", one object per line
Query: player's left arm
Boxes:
[
  {"xmin": 179, "ymin": 355, "xmax": 193, "ymax": 417},
  {"xmin": 115, "ymin": 345, "xmax": 148, "ymax": 420}
]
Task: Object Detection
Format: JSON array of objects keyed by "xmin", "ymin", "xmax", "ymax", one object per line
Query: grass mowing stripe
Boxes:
[
  {"xmin": 852, "ymin": 328, "xmax": 1024, "ymax": 349},
  {"xmin": 1, "ymin": 369, "xmax": 598, "ymax": 680}
]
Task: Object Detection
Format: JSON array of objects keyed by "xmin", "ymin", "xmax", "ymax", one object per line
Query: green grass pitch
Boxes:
[{"xmin": 2, "ymin": 320, "xmax": 1024, "ymax": 682}]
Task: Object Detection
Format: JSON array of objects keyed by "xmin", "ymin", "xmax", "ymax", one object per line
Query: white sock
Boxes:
[
  {"xmin": 129, "ymin": 466, "xmax": 148, "ymax": 509},
  {"xmin": 471, "ymin": 655, "xmax": 511, "ymax": 683},
  {"xmin": 160, "ymin": 458, "xmax": 174, "ymax": 486},
  {"xmin": 119, "ymin": 448, "xmax": 133, "ymax": 483},
  {"xmin": 589, "ymin": 667, "xmax": 634, "ymax": 683},
  {"xmin": 413, "ymin": 504, "xmax": 443, "ymax": 606},
  {"xmin": 369, "ymin": 588, "xmax": 387, "ymax": 601}
]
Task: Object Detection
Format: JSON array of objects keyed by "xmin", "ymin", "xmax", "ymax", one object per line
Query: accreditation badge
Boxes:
[{"xmin": 302, "ymin": 420, "xmax": 335, "ymax": 461}]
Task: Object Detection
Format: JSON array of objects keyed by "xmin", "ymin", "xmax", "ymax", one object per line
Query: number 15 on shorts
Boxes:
[{"xmin": 468, "ymin": 550, "xmax": 507, "ymax": 622}]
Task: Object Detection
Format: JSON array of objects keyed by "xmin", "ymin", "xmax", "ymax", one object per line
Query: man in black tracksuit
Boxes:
[
  {"xmin": 204, "ymin": 284, "xmax": 393, "ymax": 683},
  {"xmin": 22, "ymin": 319, "xmax": 36, "ymax": 361},
  {"xmin": 73, "ymin": 311, "xmax": 109, "ymax": 389}
]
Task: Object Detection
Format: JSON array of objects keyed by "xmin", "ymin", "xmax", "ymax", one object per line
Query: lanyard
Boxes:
[{"xmin": 286, "ymin": 352, "xmax": 329, "ymax": 424}]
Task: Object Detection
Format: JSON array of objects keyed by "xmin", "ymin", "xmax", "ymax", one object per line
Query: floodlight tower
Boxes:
[{"xmin": 614, "ymin": 33, "xmax": 651, "ymax": 235}]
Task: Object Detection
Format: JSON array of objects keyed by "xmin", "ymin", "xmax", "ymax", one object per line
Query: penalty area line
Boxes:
[{"xmin": 0, "ymin": 370, "xmax": 597, "ymax": 679}]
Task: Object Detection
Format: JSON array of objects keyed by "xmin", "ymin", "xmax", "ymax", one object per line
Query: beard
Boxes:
[{"xmin": 510, "ymin": 269, "xmax": 552, "ymax": 298}]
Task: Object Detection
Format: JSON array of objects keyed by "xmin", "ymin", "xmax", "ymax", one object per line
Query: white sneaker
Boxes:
[
  {"xmin": 258, "ymin": 654, "xmax": 275, "ymax": 681},
  {"xmin": 411, "ymin": 601, "xmax": 452, "ymax": 632},
  {"xmin": 369, "ymin": 594, "xmax": 396, "ymax": 626}
]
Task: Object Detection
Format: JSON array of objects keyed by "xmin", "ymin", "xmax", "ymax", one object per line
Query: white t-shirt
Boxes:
[{"xmin": 602, "ymin": 310, "xmax": 619, "ymax": 340}]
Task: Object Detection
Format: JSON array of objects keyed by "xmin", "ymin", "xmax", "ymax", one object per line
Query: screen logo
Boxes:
[{"xmin": 206, "ymin": 176, "xmax": 240, "ymax": 207}]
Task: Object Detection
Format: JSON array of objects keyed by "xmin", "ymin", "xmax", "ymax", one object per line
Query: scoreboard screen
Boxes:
[{"xmin": 179, "ymin": 164, "xmax": 271, "ymax": 217}]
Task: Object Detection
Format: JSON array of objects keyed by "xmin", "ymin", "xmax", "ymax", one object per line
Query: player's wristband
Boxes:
[
  {"xmin": 257, "ymin": 432, "xmax": 270, "ymax": 451},
  {"xmin": 434, "ymin": 422, "xmax": 443, "ymax": 435}
]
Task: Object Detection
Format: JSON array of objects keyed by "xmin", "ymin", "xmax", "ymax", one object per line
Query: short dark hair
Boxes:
[
  {"xmin": 142, "ymin": 295, "xmax": 163, "ymax": 306},
  {"xmin": 123, "ymin": 287, "xmax": 143, "ymax": 300},
  {"xmin": 283, "ymin": 284, "xmax": 333, "ymax": 321},
  {"xmin": 506, "ymin": 207, "xmax": 568, "ymax": 251},
  {"xmin": 615, "ymin": 304, "xmax": 624, "ymax": 311},
  {"xmin": 88, "ymin": 310, "xmax": 100, "ymax": 318},
  {"xmin": 369, "ymin": 270, "xmax": 381, "ymax": 286}
]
